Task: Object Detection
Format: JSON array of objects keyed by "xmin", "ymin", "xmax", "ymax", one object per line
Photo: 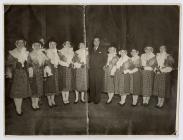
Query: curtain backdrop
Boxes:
[{"xmin": 5, "ymin": 5, "xmax": 179, "ymax": 63}]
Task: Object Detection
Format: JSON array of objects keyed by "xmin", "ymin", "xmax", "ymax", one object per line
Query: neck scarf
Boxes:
[
  {"xmin": 46, "ymin": 48, "xmax": 60, "ymax": 68},
  {"xmin": 9, "ymin": 47, "xmax": 29, "ymax": 67}
]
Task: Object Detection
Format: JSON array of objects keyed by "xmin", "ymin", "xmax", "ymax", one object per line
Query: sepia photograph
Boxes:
[{"xmin": 4, "ymin": 4, "xmax": 180, "ymax": 135}]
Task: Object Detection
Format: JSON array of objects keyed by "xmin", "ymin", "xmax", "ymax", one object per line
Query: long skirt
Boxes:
[
  {"xmin": 142, "ymin": 70, "xmax": 154, "ymax": 97},
  {"xmin": 10, "ymin": 68, "xmax": 31, "ymax": 98},
  {"xmin": 58, "ymin": 66, "xmax": 73, "ymax": 91},
  {"xmin": 29, "ymin": 67, "xmax": 44, "ymax": 97},
  {"xmin": 75, "ymin": 66, "xmax": 88, "ymax": 92},
  {"xmin": 58, "ymin": 65, "xmax": 64, "ymax": 92},
  {"xmin": 103, "ymin": 67, "xmax": 115, "ymax": 93},
  {"xmin": 153, "ymin": 73, "xmax": 171, "ymax": 98},
  {"xmin": 130, "ymin": 71, "xmax": 142, "ymax": 95},
  {"xmin": 114, "ymin": 69, "xmax": 130, "ymax": 95},
  {"xmin": 44, "ymin": 66, "xmax": 59, "ymax": 96}
]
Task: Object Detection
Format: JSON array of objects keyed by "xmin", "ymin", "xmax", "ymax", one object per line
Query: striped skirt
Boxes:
[
  {"xmin": 44, "ymin": 66, "xmax": 59, "ymax": 96},
  {"xmin": 75, "ymin": 66, "xmax": 88, "ymax": 92},
  {"xmin": 130, "ymin": 71, "xmax": 142, "ymax": 95},
  {"xmin": 142, "ymin": 70, "xmax": 154, "ymax": 96},
  {"xmin": 10, "ymin": 68, "xmax": 31, "ymax": 98},
  {"xmin": 114, "ymin": 69, "xmax": 130, "ymax": 95},
  {"xmin": 58, "ymin": 66, "xmax": 73, "ymax": 91},
  {"xmin": 153, "ymin": 73, "xmax": 171, "ymax": 98},
  {"xmin": 103, "ymin": 67, "xmax": 115, "ymax": 93}
]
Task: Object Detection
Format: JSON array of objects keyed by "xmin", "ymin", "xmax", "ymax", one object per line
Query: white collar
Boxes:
[
  {"xmin": 116, "ymin": 55, "xmax": 129, "ymax": 68},
  {"xmin": 46, "ymin": 48, "xmax": 60, "ymax": 67},
  {"xmin": 9, "ymin": 47, "xmax": 29, "ymax": 67},
  {"xmin": 30, "ymin": 49, "xmax": 47, "ymax": 66},
  {"xmin": 131, "ymin": 55, "xmax": 139, "ymax": 61}
]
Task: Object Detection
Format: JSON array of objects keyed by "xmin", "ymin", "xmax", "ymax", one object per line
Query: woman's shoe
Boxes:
[
  {"xmin": 81, "ymin": 99, "xmax": 86, "ymax": 103},
  {"xmin": 131, "ymin": 104, "xmax": 137, "ymax": 107},
  {"xmin": 118, "ymin": 102, "xmax": 126, "ymax": 107},
  {"xmin": 48, "ymin": 104, "xmax": 53, "ymax": 108},
  {"xmin": 74, "ymin": 100, "xmax": 79, "ymax": 104},
  {"xmin": 155, "ymin": 105, "xmax": 163, "ymax": 109},
  {"xmin": 106, "ymin": 100, "xmax": 112, "ymax": 104},
  {"xmin": 52, "ymin": 104, "xmax": 57, "ymax": 107},
  {"xmin": 32, "ymin": 106, "xmax": 38, "ymax": 111},
  {"xmin": 16, "ymin": 111, "xmax": 23, "ymax": 116}
]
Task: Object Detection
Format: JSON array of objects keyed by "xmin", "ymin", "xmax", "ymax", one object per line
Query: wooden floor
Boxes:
[{"xmin": 5, "ymin": 88, "xmax": 177, "ymax": 135}]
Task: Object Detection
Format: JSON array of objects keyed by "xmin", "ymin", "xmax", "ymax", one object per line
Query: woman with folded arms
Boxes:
[
  {"xmin": 44, "ymin": 40, "xmax": 60, "ymax": 108},
  {"xmin": 6, "ymin": 39, "xmax": 31, "ymax": 115},
  {"xmin": 153, "ymin": 45, "xmax": 174, "ymax": 108},
  {"xmin": 141, "ymin": 46, "xmax": 156, "ymax": 106},
  {"xmin": 129, "ymin": 49, "xmax": 142, "ymax": 106},
  {"xmin": 73, "ymin": 43, "xmax": 89, "ymax": 103},
  {"xmin": 58, "ymin": 41, "xmax": 74, "ymax": 104},
  {"xmin": 113, "ymin": 50, "xmax": 131, "ymax": 106},
  {"xmin": 103, "ymin": 46, "xmax": 119, "ymax": 104},
  {"xmin": 28, "ymin": 41, "xmax": 48, "ymax": 110}
]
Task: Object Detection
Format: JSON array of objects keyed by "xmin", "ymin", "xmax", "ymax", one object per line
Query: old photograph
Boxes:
[{"xmin": 4, "ymin": 5, "xmax": 180, "ymax": 135}]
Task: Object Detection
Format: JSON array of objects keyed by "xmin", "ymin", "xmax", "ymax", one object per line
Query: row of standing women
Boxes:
[
  {"xmin": 103, "ymin": 45, "xmax": 174, "ymax": 108},
  {"xmin": 6, "ymin": 39, "xmax": 88, "ymax": 115},
  {"xmin": 6, "ymin": 38, "xmax": 174, "ymax": 116}
]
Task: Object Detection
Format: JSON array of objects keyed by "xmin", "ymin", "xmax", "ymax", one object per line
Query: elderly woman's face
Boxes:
[
  {"xmin": 16, "ymin": 40, "xmax": 25, "ymax": 50},
  {"xmin": 40, "ymin": 38, "xmax": 45, "ymax": 45},
  {"xmin": 145, "ymin": 47, "xmax": 152, "ymax": 54},
  {"xmin": 160, "ymin": 46, "xmax": 166, "ymax": 53},
  {"xmin": 79, "ymin": 43, "xmax": 85, "ymax": 49},
  {"xmin": 131, "ymin": 50, "xmax": 138, "ymax": 57},
  {"xmin": 49, "ymin": 42, "xmax": 57, "ymax": 49},
  {"xmin": 119, "ymin": 50, "xmax": 126, "ymax": 57},
  {"xmin": 33, "ymin": 43, "xmax": 41, "ymax": 50},
  {"xmin": 108, "ymin": 47, "xmax": 116, "ymax": 54},
  {"xmin": 65, "ymin": 41, "xmax": 71, "ymax": 48},
  {"xmin": 93, "ymin": 38, "xmax": 100, "ymax": 47}
]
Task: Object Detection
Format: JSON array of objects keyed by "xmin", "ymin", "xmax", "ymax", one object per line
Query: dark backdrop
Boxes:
[
  {"xmin": 86, "ymin": 5, "xmax": 179, "ymax": 64},
  {"xmin": 5, "ymin": 5, "xmax": 179, "ymax": 63},
  {"xmin": 4, "ymin": 5, "xmax": 84, "ymax": 55}
]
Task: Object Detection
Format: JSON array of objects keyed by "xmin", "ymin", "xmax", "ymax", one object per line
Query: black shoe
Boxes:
[
  {"xmin": 16, "ymin": 112, "xmax": 23, "ymax": 116},
  {"xmin": 74, "ymin": 100, "xmax": 79, "ymax": 104},
  {"xmin": 118, "ymin": 102, "xmax": 126, "ymax": 107},
  {"xmin": 155, "ymin": 105, "xmax": 163, "ymax": 109},
  {"xmin": 52, "ymin": 104, "xmax": 57, "ymax": 107},
  {"xmin": 143, "ymin": 103, "xmax": 149, "ymax": 107},
  {"xmin": 32, "ymin": 107, "xmax": 38, "ymax": 111},
  {"xmin": 48, "ymin": 104, "xmax": 53, "ymax": 108},
  {"xmin": 74, "ymin": 101, "xmax": 78, "ymax": 104},
  {"xmin": 81, "ymin": 100, "xmax": 86, "ymax": 103},
  {"xmin": 65, "ymin": 102, "xmax": 70, "ymax": 105},
  {"xmin": 36, "ymin": 107, "xmax": 41, "ymax": 110},
  {"xmin": 131, "ymin": 104, "xmax": 137, "ymax": 107},
  {"xmin": 106, "ymin": 100, "xmax": 112, "ymax": 104}
]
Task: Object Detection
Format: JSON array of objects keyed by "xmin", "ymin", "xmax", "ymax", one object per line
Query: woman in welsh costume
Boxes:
[
  {"xmin": 28, "ymin": 41, "xmax": 48, "ymax": 110},
  {"xmin": 153, "ymin": 45, "xmax": 174, "ymax": 108},
  {"xmin": 103, "ymin": 46, "xmax": 119, "ymax": 104},
  {"xmin": 112, "ymin": 50, "xmax": 131, "ymax": 106},
  {"xmin": 73, "ymin": 43, "xmax": 89, "ymax": 103},
  {"xmin": 141, "ymin": 46, "xmax": 156, "ymax": 106},
  {"xmin": 44, "ymin": 40, "xmax": 59, "ymax": 107},
  {"xmin": 129, "ymin": 49, "xmax": 142, "ymax": 106},
  {"xmin": 6, "ymin": 39, "xmax": 31, "ymax": 115},
  {"xmin": 58, "ymin": 41, "xmax": 74, "ymax": 104}
]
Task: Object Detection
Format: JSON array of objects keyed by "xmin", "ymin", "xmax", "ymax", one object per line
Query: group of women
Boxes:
[
  {"xmin": 103, "ymin": 45, "xmax": 174, "ymax": 108},
  {"xmin": 5, "ymin": 37, "xmax": 174, "ymax": 116}
]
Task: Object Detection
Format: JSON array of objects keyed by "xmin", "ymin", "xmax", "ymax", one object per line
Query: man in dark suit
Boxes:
[{"xmin": 89, "ymin": 37, "xmax": 107, "ymax": 104}]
